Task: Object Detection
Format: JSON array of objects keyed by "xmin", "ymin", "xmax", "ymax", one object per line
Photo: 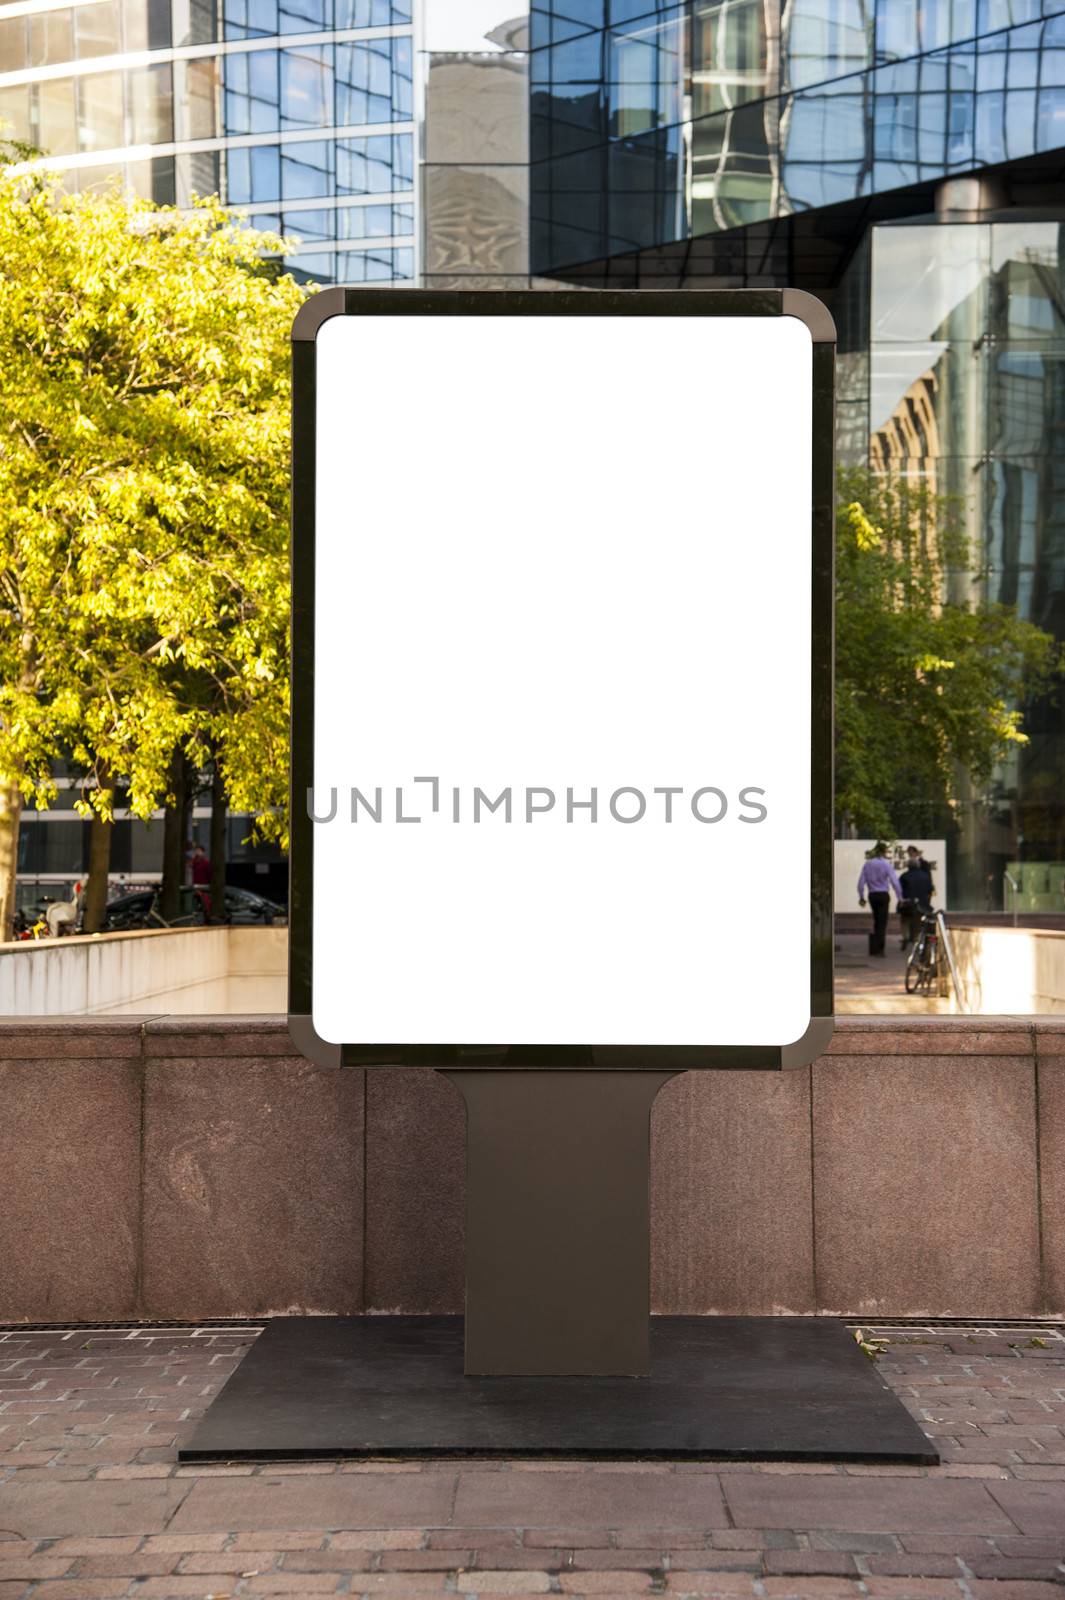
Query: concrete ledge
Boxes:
[
  {"xmin": 0, "ymin": 927, "xmax": 286, "ymax": 1017},
  {"xmin": 1, "ymin": 1015, "xmax": 1063, "ymax": 1321}
]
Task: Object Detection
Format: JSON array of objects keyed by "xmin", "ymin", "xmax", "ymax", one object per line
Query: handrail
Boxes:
[{"xmin": 936, "ymin": 910, "xmax": 969, "ymax": 1013}]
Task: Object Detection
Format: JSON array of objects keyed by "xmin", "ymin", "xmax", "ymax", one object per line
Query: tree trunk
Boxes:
[
  {"xmin": 0, "ymin": 781, "xmax": 24, "ymax": 941},
  {"xmin": 209, "ymin": 757, "xmax": 227, "ymax": 923},
  {"xmin": 160, "ymin": 746, "xmax": 186, "ymax": 922},
  {"xmin": 81, "ymin": 777, "xmax": 114, "ymax": 935}
]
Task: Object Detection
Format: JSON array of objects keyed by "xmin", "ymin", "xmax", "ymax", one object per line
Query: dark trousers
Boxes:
[{"xmin": 868, "ymin": 891, "xmax": 890, "ymax": 954}]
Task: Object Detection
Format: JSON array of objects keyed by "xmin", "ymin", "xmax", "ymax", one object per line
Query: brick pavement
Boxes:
[{"xmin": 0, "ymin": 1324, "xmax": 1062, "ymax": 1600}]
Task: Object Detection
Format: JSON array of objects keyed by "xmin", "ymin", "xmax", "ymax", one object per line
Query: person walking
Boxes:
[
  {"xmin": 899, "ymin": 846, "xmax": 935, "ymax": 950},
  {"xmin": 858, "ymin": 842, "xmax": 903, "ymax": 957}
]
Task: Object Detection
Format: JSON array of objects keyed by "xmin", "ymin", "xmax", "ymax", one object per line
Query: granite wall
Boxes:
[{"xmin": 2, "ymin": 1015, "xmax": 1062, "ymax": 1322}]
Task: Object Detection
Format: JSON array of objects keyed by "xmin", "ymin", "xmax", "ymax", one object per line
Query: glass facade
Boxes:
[
  {"xmin": 0, "ymin": 0, "xmax": 417, "ymax": 283},
  {"xmin": 531, "ymin": 2, "xmax": 1065, "ymax": 267},
  {"xmin": 843, "ymin": 215, "xmax": 1065, "ymax": 910},
  {"xmin": 532, "ymin": 2, "xmax": 1065, "ymax": 914}
]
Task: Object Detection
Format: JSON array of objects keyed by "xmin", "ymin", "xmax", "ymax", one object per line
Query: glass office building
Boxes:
[
  {"xmin": 0, "ymin": 0, "xmax": 416, "ymax": 283},
  {"xmin": 531, "ymin": 1, "xmax": 1065, "ymax": 912}
]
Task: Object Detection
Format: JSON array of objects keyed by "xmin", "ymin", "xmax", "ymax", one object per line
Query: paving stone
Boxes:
[
  {"xmin": 808, "ymin": 1532, "xmax": 899, "ymax": 1553},
  {"xmin": 0, "ymin": 1478, "xmax": 190, "ymax": 1537},
  {"xmin": 566, "ymin": 1549, "xmax": 665, "ymax": 1570},
  {"xmin": 0, "ymin": 1559, "xmax": 73, "ymax": 1580},
  {"xmin": 724, "ymin": 1476, "xmax": 1013, "ymax": 1535},
  {"xmin": 452, "ymin": 1471, "xmax": 728, "ymax": 1529},
  {"xmin": 71, "ymin": 1553, "xmax": 179, "ymax": 1578},
  {"xmin": 520, "ymin": 1531, "xmax": 612, "ymax": 1549},
  {"xmin": 760, "ymin": 1581, "xmax": 860, "ymax": 1598},
  {"xmin": 556, "ymin": 1575, "xmax": 655, "ymax": 1593},
  {"xmin": 967, "ymin": 1559, "xmax": 1065, "ymax": 1580},
  {"xmin": 471, "ymin": 1550, "xmax": 564, "ymax": 1571},
  {"xmin": 244, "ymin": 1578, "xmax": 346, "ymax": 1594},
  {"xmin": 967, "ymin": 1585, "xmax": 1065, "ymax": 1600},
  {"xmin": 664, "ymin": 1579, "xmax": 759, "ymax": 1597},
  {"xmin": 374, "ymin": 1551, "xmax": 472, "ymax": 1571},
  {"xmin": 666, "ymin": 1553, "xmax": 761, "ymax": 1572},
  {"xmin": 762, "ymin": 1550, "xmax": 859, "ymax": 1576},
  {"xmin": 862, "ymin": 1583, "xmax": 966, "ymax": 1599},
  {"xmin": 863, "ymin": 1555, "xmax": 965, "ymax": 1577},
  {"xmin": 986, "ymin": 1480, "xmax": 1065, "ymax": 1535},
  {"xmin": 236, "ymin": 1533, "xmax": 330, "ymax": 1551},
  {"xmin": 168, "ymin": 1472, "xmax": 457, "ymax": 1532},
  {"xmin": 465, "ymin": 1578, "xmax": 555, "ymax": 1594}
]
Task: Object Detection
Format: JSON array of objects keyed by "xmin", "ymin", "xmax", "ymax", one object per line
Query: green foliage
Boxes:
[
  {"xmin": 0, "ymin": 160, "xmax": 307, "ymax": 926},
  {"xmin": 835, "ymin": 469, "xmax": 1061, "ymax": 838}
]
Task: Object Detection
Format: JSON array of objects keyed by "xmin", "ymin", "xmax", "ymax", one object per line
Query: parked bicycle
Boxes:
[{"xmin": 904, "ymin": 910, "xmax": 942, "ymax": 995}]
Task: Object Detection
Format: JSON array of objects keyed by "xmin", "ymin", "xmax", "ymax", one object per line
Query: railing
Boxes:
[{"xmin": 935, "ymin": 910, "xmax": 968, "ymax": 1014}]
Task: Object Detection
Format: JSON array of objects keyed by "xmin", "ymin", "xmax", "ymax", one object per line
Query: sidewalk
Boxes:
[
  {"xmin": 835, "ymin": 935, "xmax": 951, "ymax": 1015},
  {"xmin": 0, "ymin": 1324, "xmax": 1063, "ymax": 1599}
]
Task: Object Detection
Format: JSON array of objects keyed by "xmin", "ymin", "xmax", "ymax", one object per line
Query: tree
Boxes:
[
  {"xmin": 0, "ymin": 162, "xmax": 305, "ymax": 937},
  {"xmin": 835, "ymin": 469, "xmax": 1062, "ymax": 840}
]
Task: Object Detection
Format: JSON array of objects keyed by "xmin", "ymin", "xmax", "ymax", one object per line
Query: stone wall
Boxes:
[{"xmin": 1, "ymin": 1014, "xmax": 1062, "ymax": 1322}]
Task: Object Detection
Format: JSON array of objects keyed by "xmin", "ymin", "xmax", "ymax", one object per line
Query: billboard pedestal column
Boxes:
[{"xmin": 446, "ymin": 1070, "xmax": 677, "ymax": 1377}]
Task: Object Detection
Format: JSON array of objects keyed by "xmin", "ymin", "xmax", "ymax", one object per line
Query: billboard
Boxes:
[{"xmin": 289, "ymin": 290, "xmax": 834, "ymax": 1071}]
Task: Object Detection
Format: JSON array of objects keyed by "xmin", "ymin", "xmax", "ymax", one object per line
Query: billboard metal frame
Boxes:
[{"xmin": 288, "ymin": 287, "xmax": 835, "ymax": 1072}]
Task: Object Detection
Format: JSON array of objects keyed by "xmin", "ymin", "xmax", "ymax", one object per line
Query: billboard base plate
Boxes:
[{"xmin": 179, "ymin": 1315, "xmax": 937, "ymax": 1463}]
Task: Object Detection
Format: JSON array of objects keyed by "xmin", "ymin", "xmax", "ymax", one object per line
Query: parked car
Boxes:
[
  {"xmin": 101, "ymin": 885, "xmax": 285, "ymax": 931},
  {"xmin": 219, "ymin": 887, "xmax": 286, "ymax": 925}
]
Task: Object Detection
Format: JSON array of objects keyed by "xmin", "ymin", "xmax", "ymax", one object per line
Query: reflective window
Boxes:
[
  {"xmin": 607, "ymin": 6, "xmax": 684, "ymax": 136},
  {"xmin": 75, "ymin": 1, "xmax": 121, "ymax": 57},
  {"xmin": 280, "ymin": 135, "xmax": 332, "ymax": 195},
  {"xmin": 0, "ymin": 17, "xmax": 27, "ymax": 72},
  {"xmin": 77, "ymin": 70, "xmax": 124, "ymax": 150},
  {"xmin": 336, "ymin": 242, "xmax": 413, "ymax": 278},
  {"xmin": 279, "ymin": 0, "xmax": 331, "ymax": 30},
  {"xmin": 335, "ymin": 35, "xmax": 412, "ymax": 125},
  {"xmin": 0, "ymin": 85, "xmax": 32, "ymax": 143},
  {"xmin": 785, "ymin": 0, "xmax": 872, "ymax": 89},
  {"xmin": 872, "ymin": 224, "xmax": 990, "ymax": 343},
  {"xmin": 281, "ymin": 204, "xmax": 334, "ymax": 238},
  {"xmin": 187, "ymin": 58, "xmax": 219, "ymax": 139},
  {"xmin": 338, "ymin": 199, "xmax": 393, "ymax": 235},
  {"xmin": 39, "ymin": 76, "xmax": 78, "ymax": 155},
  {"xmin": 226, "ymin": 141, "xmax": 281, "ymax": 202},
  {"xmin": 287, "ymin": 248, "xmax": 334, "ymax": 281},
  {"xmin": 692, "ymin": 0, "xmax": 774, "ymax": 115},
  {"xmin": 189, "ymin": 0, "xmax": 218, "ymax": 43},
  {"xmin": 123, "ymin": 0, "xmax": 171, "ymax": 51},
  {"xmin": 334, "ymin": 0, "xmax": 412, "ymax": 21},
  {"xmin": 281, "ymin": 44, "xmax": 333, "ymax": 128},
  {"xmin": 129, "ymin": 62, "xmax": 173, "ymax": 144},
  {"xmin": 224, "ymin": 0, "xmax": 279, "ymax": 40},
  {"xmin": 29, "ymin": 9, "xmax": 74, "ymax": 67},
  {"xmin": 335, "ymin": 130, "xmax": 412, "ymax": 191},
  {"xmin": 991, "ymin": 223, "xmax": 1065, "ymax": 338},
  {"xmin": 224, "ymin": 49, "xmax": 280, "ymax": 133}
]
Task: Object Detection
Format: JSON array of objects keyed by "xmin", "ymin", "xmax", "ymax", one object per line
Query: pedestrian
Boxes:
[
  {"xmin": 899, "ymin": 846, "xmax": 935, "ymax": 950},
  {"xmin": 189, "ymin": 843, "xmax": 213, "ymax": 920},
  {"xmin": 858, "ymin": 842, "xmax": 903, "ymax": 957}
]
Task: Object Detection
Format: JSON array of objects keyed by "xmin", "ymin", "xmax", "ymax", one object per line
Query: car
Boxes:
[
  {"xmin": 100, "ymin": 884, "xmax": 286, "ymax": 931},
  {"xmin": 219, "ymin": 886, "xmax": 286, "ymax": 925},
  {"xmin": 100, "ymin": 889, "xmax": 158, "ymax": 931}
]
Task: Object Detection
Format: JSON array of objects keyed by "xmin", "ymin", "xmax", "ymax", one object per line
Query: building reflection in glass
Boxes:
[{"xmin": 0, "ymin": 0, "xmax": 417, "ymax": 285}]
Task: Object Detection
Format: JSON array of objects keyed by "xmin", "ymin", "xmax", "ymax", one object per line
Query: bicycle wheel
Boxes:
[{"xmin": 905, "ymin": 943, "xmax": 923, "ymax": 993}]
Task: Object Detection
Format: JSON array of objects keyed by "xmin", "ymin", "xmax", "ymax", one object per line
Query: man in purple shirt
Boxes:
[{"xmin": 858, "ymin": 843, "xmax": 904, "ymax": 957}]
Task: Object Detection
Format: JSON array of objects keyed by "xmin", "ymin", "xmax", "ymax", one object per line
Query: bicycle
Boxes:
[{"xmin": 904, "ymin": 910, "xmax": 940, "ymax": 994}]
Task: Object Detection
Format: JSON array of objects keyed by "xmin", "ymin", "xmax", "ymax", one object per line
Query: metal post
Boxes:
[{"xmin": 446, "ymin": 1070, "xmax": 677, "ymax": 1377}]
